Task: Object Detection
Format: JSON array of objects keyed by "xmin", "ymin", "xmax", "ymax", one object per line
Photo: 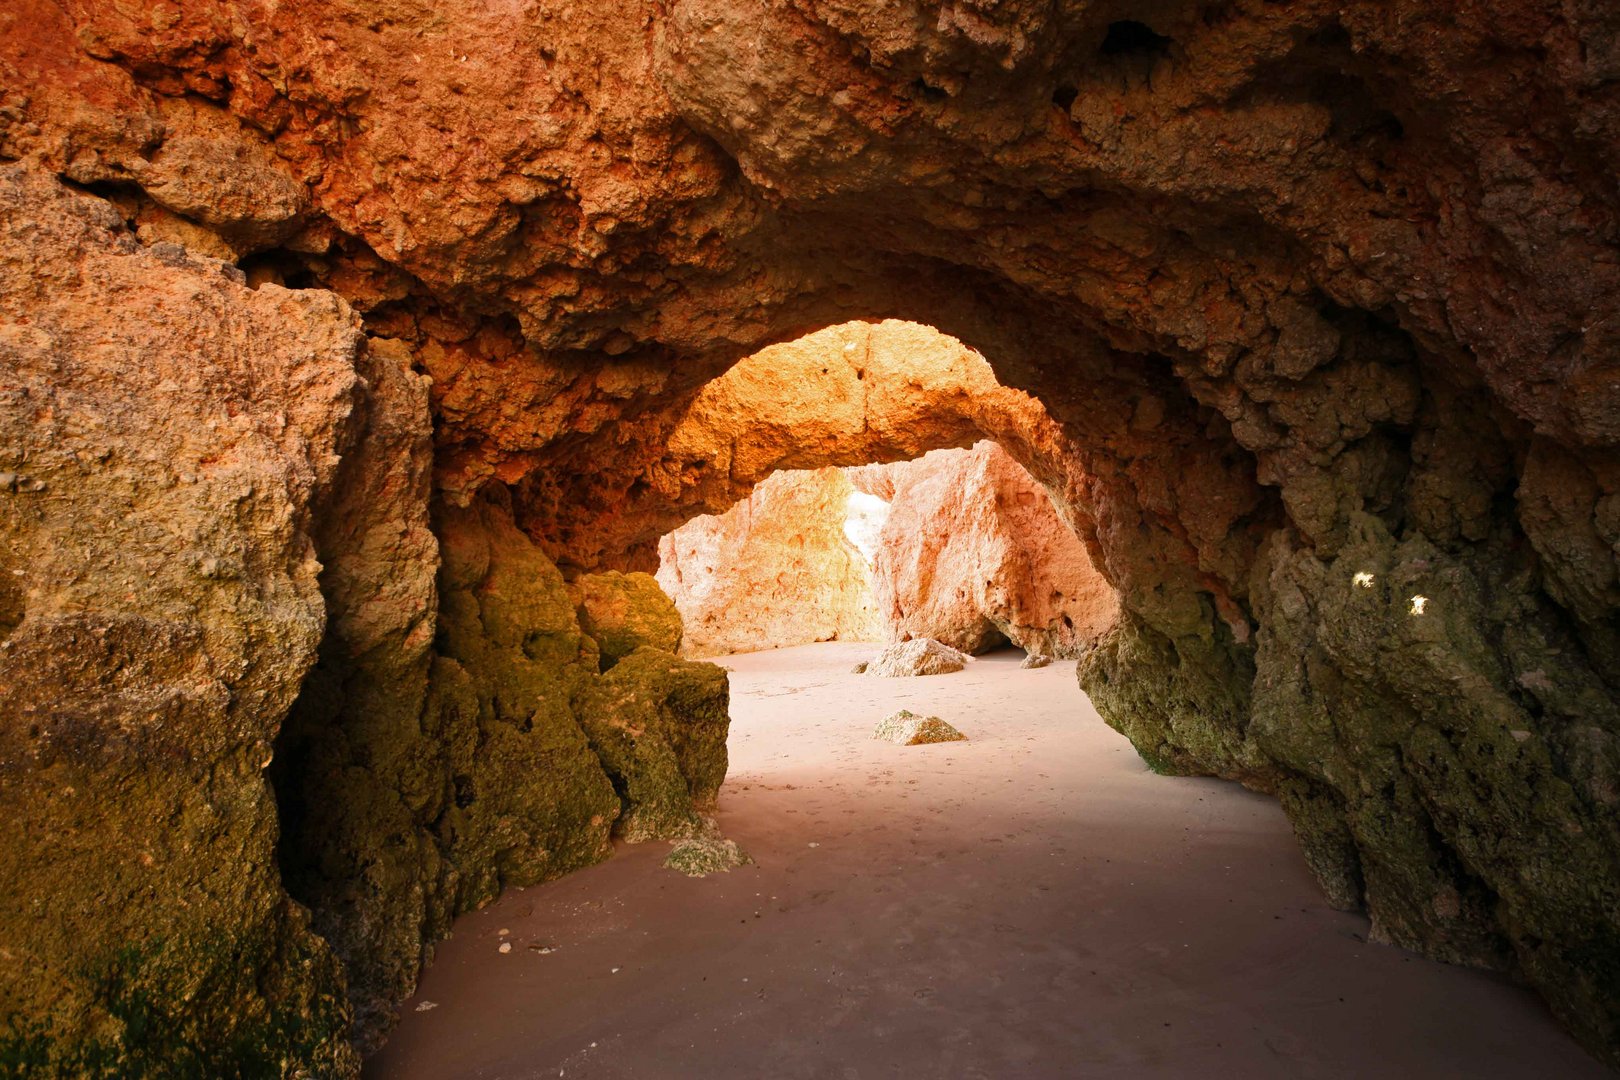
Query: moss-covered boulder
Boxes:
[
  {"xmin": 572, "ymin": 648, "xmax": 730, "ymax": 842},
  {"xmin": 664, "ymin": 834, "xmax": 751, "ymax": 877},
  {"xmin": 0, "ymin": 169, "xmax": 361, "ymax": 1076},
  {"xmin": 570, "ymin": 572, "xmax": 683, "ymax": 670},
  {"xmin": 429, "ymin": 498, "xmax": 624, "ymax": 910}
]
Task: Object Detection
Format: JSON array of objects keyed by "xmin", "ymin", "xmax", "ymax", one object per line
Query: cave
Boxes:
[{"xmin": 2, "ymin": 1, "xmax": 1619, "ymax": 1076}]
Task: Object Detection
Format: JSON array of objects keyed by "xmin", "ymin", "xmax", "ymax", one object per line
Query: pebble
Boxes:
[{"xmin": 498, "ymin": 942, "xmax": 512, "ymax": 954}]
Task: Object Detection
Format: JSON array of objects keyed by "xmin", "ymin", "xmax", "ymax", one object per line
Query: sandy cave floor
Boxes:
[{"xmin": 365, "ymin": 642, "xmax": 1605, "ymax": 1079}]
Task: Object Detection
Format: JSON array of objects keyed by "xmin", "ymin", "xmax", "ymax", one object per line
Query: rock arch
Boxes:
[{"xmin": 1, "ymin": 0, "xmax": 1618, "ymax": 1072}]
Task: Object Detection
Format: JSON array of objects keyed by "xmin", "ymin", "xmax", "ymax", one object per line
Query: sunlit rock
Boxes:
[
  {"xmin": 864, "ymin": 639, "xmax": 971, "ymax": 678},
  {"xmin": 873, "ymin": 710, "xmax": 968, "ymax": 746}
]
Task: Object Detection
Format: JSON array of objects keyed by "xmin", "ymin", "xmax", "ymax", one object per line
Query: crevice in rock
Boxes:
[{"xmin": 1099, "ymin": 20, "xmax": 1172, "ymax": 59}]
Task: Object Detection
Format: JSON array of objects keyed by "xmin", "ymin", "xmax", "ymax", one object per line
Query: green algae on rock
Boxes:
[
  {"xmin": 664, "ymin": 834, "xmax": 752, "ymax": 878},
  {"xmin": 0, "ymin": 167, "xmax": 362, "ymax": 1077},
  {"xmin": 570, "ymin": 572, "xmax": 684, "ymax": 671},
  {"xmin": 573, "ymin": 648, "xmax": 731, "ymax": 843}
]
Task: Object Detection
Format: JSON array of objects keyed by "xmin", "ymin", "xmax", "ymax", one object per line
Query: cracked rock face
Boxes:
[
  {"xmin": 3, "ymin": 0, "xmax": 1620, "ymax": 1072},
  {"xmin": 659, "ymin": 442, "xmax": 1118, "ymax": 659},
  {"xmin": 0, "ymin": 166, "xmax": 361, "ymax": 1073},
  {"xmin": 852, "ymin": 442, "xmax": 1120, "ymax": 659}
]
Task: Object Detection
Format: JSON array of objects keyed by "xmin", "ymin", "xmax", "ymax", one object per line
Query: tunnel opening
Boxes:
[
  {"xmin": 363, "ymin": 314, "xmax": 1601, "ymax": 1078},
  {"xmin": 613, "ymin": 317, "xmax": 1122, "ymax": 665},
  {"xmin": 1099, "ymin": 19, "xmax": 1173, "ymax": 59}
]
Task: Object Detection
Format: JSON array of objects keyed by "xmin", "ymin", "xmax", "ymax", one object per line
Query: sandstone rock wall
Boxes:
[
  {"xmin": 853, "ymin": 442, "xmax": 1119, "ymax": 659},
  {"xmin": 657, "ymin": 467, "xmax": 884, "ymax": 657},
  {"xmin": 0, "ymin": 166, "xmax": 360, "ymax": 1073},
  {"xmin": 5, "ymin": 0, "xmax": 1620, "ymax": 1069},
  {"xmin": 659, "ymin": 443, "xmax": 1118, "ymax": 660}
]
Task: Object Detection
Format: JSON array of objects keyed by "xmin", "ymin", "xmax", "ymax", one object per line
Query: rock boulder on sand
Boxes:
[
  {"xmin": 873, "ymin": 710, "xmax": 967, "ymax": 746},
  {"xmin": 571, "ymin": 648, "xmax": 731, "ymax": 842},
  {"xmin": 664, "ymin": 834, "xmax": 752, "ymax": 877},
  {"xmin": 863, "ymin": 638, "xmax": 970, "ymax": 677}
]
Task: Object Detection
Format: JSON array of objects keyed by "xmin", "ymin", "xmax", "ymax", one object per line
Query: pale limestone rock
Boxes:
[
  {"xmin": 854, "ymin": 442, "xmax": 1120, "ymax": 659},
  {"xmin": 864, "ymin": 638, "xmax": 970, "ymax": 677},
  {"xmin": 873, "ymin": 710, "xmax": 968, "ymax": 746},
  {"xmin": 657, "ymin": 467, "xmax": 882, "ymax": 657},
  {"xmin": 659, "ymin": 442, "xmax": 1118, "ymax": 661}
]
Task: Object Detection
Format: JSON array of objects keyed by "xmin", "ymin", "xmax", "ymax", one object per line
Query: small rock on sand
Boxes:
[
  {"xmin": 873, "ymin": 709, "xmax": 968, "ymax": 745},
  {"xmin": 665, "ymin": 835, "xmax": 752, "ymax": 877},
  {"xmin": 1020, "ymin": 654, "xmax": 1053, "ymax": 669},
  {"xmin": 863, "ymin": 638, "xmax": 969, "ymax": 677}
]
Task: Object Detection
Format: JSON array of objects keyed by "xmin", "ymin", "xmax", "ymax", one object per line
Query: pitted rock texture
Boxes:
[
  {"xmin": 536, "ymin": 319, "xmax": 1083, "ymax": 575},
  {"xmin": 277, "ymin": 493, "xmax": 733, "ymax": 1051},
  {"xmin": 573, "ymin": 647, "xmax": 730, "ymax": 842},
  {"xmin": 569, "ymin": 571, "xmax": 685, "ymax": 670},
  {"xmin": 664, "ymin": 833, "xmax": 752, "ymax": 878},
  {"xmin": 271, "ymin": 335, "xmax": 443, "ymax": 1051},
  {"xmin": 852, "ymin": 442, "xmax": 1120, "ymax": 658},
  {"xmin": 5, "ymin": 0, "xmax": 1620, "ymax": 1070},
  {"xmin": 657, "ymin": 467, "xmax": 884, "ymax": 657},
  {"xmin": 0, "ymin": 166, "xmax": 360, "ymax": 1074},
  {"xmin": 658, "ymin": 443, "xmax": 1116, "ymax": 659},
  {"xmin": 865, "ymin": 639, "xmax": 972, "ymax": 678},
  {"xmin": 0, "ymin": 162, "xmax": 731, "ymax": 1064},
  {"xmin": 873, "ymin": 710, "xmax": 968, "ymax": 746}
]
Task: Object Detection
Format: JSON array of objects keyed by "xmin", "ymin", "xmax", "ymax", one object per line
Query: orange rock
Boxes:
[
  {"xmin": 657, "ymin": 468, "xmax": 881, "ymax": 657},
  {"xmin": 857, "ymin": 443, "xmax": 1119, "ymax": 659},
  {"xmin": 659, "ymin": 442, "xmax": 1117, "ymax": 659}
]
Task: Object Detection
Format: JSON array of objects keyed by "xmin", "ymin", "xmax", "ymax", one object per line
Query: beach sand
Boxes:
[{"xmin": 366, "ymin": 642, "xmax": 1603, "ymax": 1078}]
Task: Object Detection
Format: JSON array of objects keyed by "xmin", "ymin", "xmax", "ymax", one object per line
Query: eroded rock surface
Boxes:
[
  {"xmin": 573, "ymin": 647, "xmax": 730, "ymax": 842},
  {"xmin": 664, "ymin": 833, "xmax": 751, "ymax": 878},
  {"xmin": 570, "ymin": 571, "xmax": 684, "ymax": 670},
  {"xmin": 865, "ymin": 639, "xmax": 972, "ymax": 678},
  {"xmin": 660, "ymin": 442, "xmax": 1117, "ymax": 659},
  {"xmin": 854, "ymin": 442, "xmax": 1120, "ymax": 658},
  {"xmin": 873, "ymin": 711, "xmax": 968, "ymax": 746},
  {"xmin": 551, "ymin": 319, "xmax": 1080, "ymax": 574},
  {"xmin": 0, "ymin": 166, "xmax": 360, "ymax": 1073},
  {"xmin": 658, "ymin": 467, "xmax": 883, "ymax": 657},
  {"xmin": 5, "ymin": 0, "xmax": 1620, "ymax": 1069}
]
